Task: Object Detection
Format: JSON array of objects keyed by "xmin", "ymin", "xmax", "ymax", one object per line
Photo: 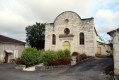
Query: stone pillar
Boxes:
[
  {"xmin": 71, "ymin": 56, "xmax": 76, "ymax": 66},
  {"xmin": 113, "ymin": 32, "xmax": 119, "ymax": 75},
  {"xmin": 113, "ymin": 46, "xmax": 119, "ymax": 75}
]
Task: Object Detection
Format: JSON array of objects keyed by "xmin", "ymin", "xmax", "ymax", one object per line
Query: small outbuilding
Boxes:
[
  {"xmin": 0, "ymin": 35, "xmax": 25, "ymax": 63},
  {"xmin": 97, "ymin": 41, "xmax": 111, "ymax": 56},
  {"xmin": 107, "ymin": 28, "xmax": 119, "ymax": 75}
]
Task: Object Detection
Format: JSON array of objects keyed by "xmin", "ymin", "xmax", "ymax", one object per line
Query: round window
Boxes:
[{"xmin": 64, "ymin": 28, "xmax": 70, "ymax": 34}]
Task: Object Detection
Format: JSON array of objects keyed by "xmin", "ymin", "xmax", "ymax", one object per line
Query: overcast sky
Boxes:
[{"xmin": 0, "ymin": 0, "xmax": 119, "ymax": 42}]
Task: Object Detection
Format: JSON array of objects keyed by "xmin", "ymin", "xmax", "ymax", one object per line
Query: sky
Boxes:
[{"xmin": 0, "ymin": 0, "xmax": 119, "ymax": 42}]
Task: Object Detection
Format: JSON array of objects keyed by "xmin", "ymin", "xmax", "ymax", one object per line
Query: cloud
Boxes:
[
  {"xmin": 96, "ymin": 9, "xmax": 119, "ymax": 23},
  {"xmin": 0, "ymin": 10, "xmax": 31, "ymax": 41},
  {"xmin": 0, "ymin": 0, "xmax": 98, "ymax": 41},
  {"xmin": 0, "ymin": 0, "xmax": 119, "ymax": 41},
  {"xmin": 96, "ymin": 9, "xmax": 119, "ymax": 33},
  {"xmin": 95, "ymin": 9, "xmax": 119, "ymax": 41},
  {"xmin": 19, "ymin": 0, "xmax": 98, "ymax": 22}
]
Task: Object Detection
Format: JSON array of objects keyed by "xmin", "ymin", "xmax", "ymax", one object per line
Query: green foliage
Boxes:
[
  {"xmin": 56, "ymin": 50, "xmax": 65, "ymax": 58},
  {"xmin": 40, "ymin": 49, "xmax": 70, "ymax": 65},
  {"xmin": 39, "ymin": 50, "xmax": 58, "ymax": 65},
  {"xmin": 64, "ymin": 49, "xmax": 70, "ymax": 57},
  {"xmin": 21, "ymin": 47, "xmax": 70, "ymax": 66},
  {"xmin": 15, "ymin": 58, "xmax": 22, "ymax": 64},
  {"xmin": 21, "ymin": 46, "xmax": 40, "ymax": 67},
  {"xmin": 26, "ymin": 22, "xmax": 45, "ymax": 50},
  {"xmin": 10, "ymin": 59, "xmax": 16, "ymax": 62}
]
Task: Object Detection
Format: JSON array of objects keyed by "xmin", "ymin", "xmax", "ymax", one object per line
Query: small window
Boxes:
[
  {"xmin": 65, "ymin": 19, "xmax": 69, "ymax": 23},
  {"xmin": 80, "ymin": 33, "xmax": 84, "ymax": 45},
  {"xmin": 52, "ymin": 34, "xmax": 56, "ymax": 45},
  {"xmin": 64, "ymin": 28, "xmax": 70, "ymax": 34}
]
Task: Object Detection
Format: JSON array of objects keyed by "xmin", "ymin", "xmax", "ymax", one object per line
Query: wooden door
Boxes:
[
  {"xmin": 98, "ymin": 47, "xmax": 101, "ymax": 55},
  {"xmin": 63, "ymin": 41, "xmax": 70, "ymax": 50},
  {"xmin": 5, "ymin": 53, "xmax": 8, "ymax": 63}
]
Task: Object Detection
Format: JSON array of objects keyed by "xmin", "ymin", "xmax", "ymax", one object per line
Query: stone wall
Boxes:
[
  {"xmin": 97, "ymin": 42, "xmax": 111, "ymax": 55},
  {"xmin": 45, "ymin": 11, "xmax": 97, "ymax": 56},
  {"xmin": 0, "ymin": 43, "xmax": 25, "ymax": 62},
  {"xmin": 112, "ymin": 31, "xmax": 119, "ymax": 75}
]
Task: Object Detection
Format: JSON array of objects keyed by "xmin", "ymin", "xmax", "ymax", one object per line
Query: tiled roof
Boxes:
[
  {"xmin": 81, "ymin": 17, "xmax": 94, "ymax": 20},
  {"xmin": 0, "ymin": 35, "xmax": 25, "ymax": 44},
  {"xmin": 107, "ymin": 28, "xmax": 119, "ymax": 34}
]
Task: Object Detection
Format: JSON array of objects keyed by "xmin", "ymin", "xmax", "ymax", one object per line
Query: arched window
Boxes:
[
  {"xmin": 80, "ymin": 33, "xmax": 84, "ymax": 45},
  {"xmin": 52, "ymin": 34, "xmax": 56, "ymax": 45}
]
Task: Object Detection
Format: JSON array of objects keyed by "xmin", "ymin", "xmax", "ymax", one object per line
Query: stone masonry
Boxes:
[
  {"xmin": 107, "ymin": 28, "xmax": 119, "ymax": 75},
  {"xmin": 45, "ymin": 11, "xmax": 97, "ymax": 56}
]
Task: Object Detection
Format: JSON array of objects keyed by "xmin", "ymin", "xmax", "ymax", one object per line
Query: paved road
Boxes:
[{"xmin": 0, "ymin": 57, "xmax": 113, "ymax": 80}]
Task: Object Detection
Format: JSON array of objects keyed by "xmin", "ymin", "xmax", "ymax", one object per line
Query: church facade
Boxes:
[{"xmin": 45, "ymin": 11, "xmax": 97, "ymax": 56}]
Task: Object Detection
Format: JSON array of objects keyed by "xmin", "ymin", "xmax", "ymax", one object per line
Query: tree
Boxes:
[{"xmin": 26, "ymin": 22, "xmax": 45, "ymax": 50}]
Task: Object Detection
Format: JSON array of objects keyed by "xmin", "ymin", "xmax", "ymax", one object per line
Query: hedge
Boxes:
[
  {"xmin": 21, "ymin": 46, "xmax": 70, "ymax": 67},
  {"xmin": 40, "ymin": 49, "xmax": 70, "ymax": 65},
  {"xmin": 48, "ymin": 56, "xmax": 71, "ymax": 66},
  {"xmin": 76, "ymin": 53, "xmax": 87, "ymax": 62},
  {"xmin": 21, "ymin": 46, "xmax": 40, "ymax": 67}
]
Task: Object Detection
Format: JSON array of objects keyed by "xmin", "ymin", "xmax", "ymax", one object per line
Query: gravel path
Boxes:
[{"xmin": 0, "ymin": 57, "xmax": 113, "ymax": 80}]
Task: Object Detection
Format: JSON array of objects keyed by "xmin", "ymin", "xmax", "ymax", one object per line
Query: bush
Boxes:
[
  {"xmin": 56, "ymin": 50, "xmax": 65, "ymax": 58},
  {"xmin": 80, "ymin": 53, "xmax": 87, "ymax": 60},
  {"xmin": 40, "ymin": 49, "xmax": 70, "ymax": 65},
  {"xmin": 10, "ymin": 59, "xmax": 16, "ymax": 63},
  {"xmin": 15, "ymin": 58, "xmax": 22, "ymax": 64},
  {"xmin": 48, "ymin": 56, "xmax": 71, "ymax": 66},
  {"xmin": 21, "ymin": 46, "xmax": 40, "ymax": 67},
  {"xmin": 21, "ymin": 47, "xmax": 70, "ymax": 66},
  {"xmin": 72, "ymin": 52, "xmax": 79, "ymax": 56},
  {"xmin": 76, "ymin": 53, "xmax": 87, "ymax": 62},
  {"xmin": 64, "ymin": 49, "xmax": 70, "ymax": 57},
  {"xmin": 40, "ymin": 50, "xmax": 58, "ymax": 65}
]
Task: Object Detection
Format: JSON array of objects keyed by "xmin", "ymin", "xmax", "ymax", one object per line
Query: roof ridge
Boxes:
[
  {"xmin": 107, "ymin": 28, "xmax": 119, "ymax": 34},
  {"xmin": 82, "ymin": 17, "xmax": 94, "ymax": 20},
  {"xmin": 0, "ymin": 35, "xmax": 25, "ymax": 44}
]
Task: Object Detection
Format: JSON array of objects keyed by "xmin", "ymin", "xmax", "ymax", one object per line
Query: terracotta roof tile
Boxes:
[
  {"xmin": 107, "ymin": 28, "xmax": 119, "ymax": 34},
  {"xmin": 0, "ymin": 35, "xmax": 25, "ymax": 44}
]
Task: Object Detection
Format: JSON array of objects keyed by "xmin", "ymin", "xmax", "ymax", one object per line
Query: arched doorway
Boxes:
[{"xmin": 62, "ymin": 41, "xmax": 70, "ymax": 50}]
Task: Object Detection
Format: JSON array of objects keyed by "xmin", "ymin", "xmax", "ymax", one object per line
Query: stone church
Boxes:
[{"xmin": 45, "ymin": 11, "xmax": 97, "ymax": 56}]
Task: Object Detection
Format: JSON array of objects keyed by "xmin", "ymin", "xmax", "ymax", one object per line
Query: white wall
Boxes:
[
  {"xmin": 0, "ymin": 43, "xmax": 25, "ymax": 62},
  {"xmin": 112, "ymin": 31, "xmax": 119, "ymax": 75},
  {"xmin": 45, "ymin": 11, "xmax": 97, "ymax": 56},
  {"xmin": 97, "ymin": 42, "xmax": 111, "ymax": 55}
]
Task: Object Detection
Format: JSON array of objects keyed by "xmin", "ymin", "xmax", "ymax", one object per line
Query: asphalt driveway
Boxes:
[{"xmin": 0, "ymin": 57, "xmax": 113, "ymax": 80}]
